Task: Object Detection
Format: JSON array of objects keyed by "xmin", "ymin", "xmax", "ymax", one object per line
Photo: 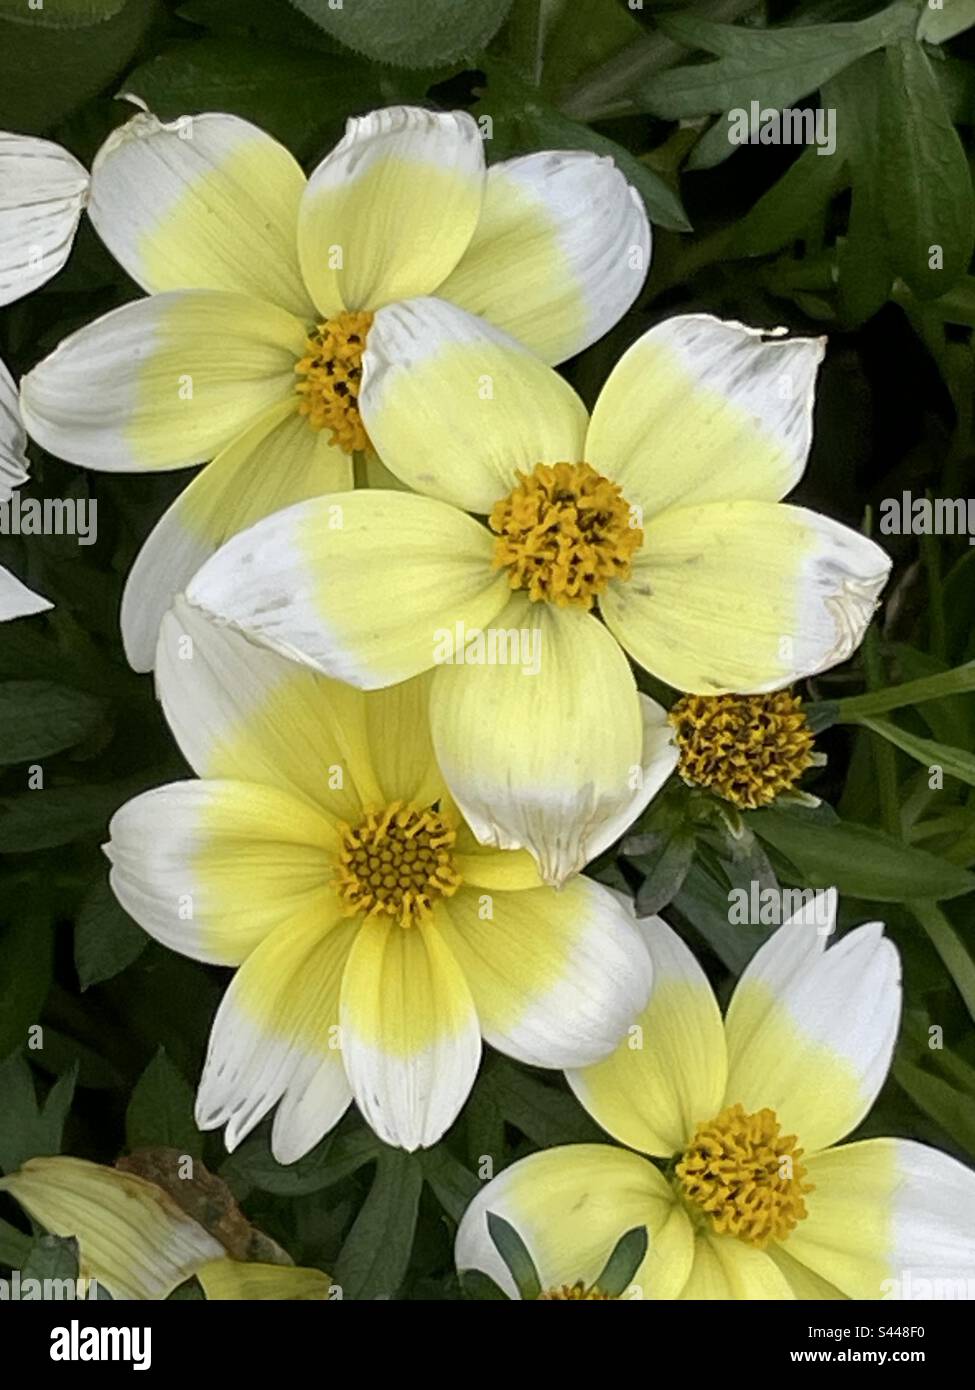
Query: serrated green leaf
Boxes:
[
  {"xmin": 639, "ymin": 6, "xmax": 915, "ymax": 120},
  {"xmin": 290, "ymin": 0, "xmax": 514, "ymax": 68},
  {"xmin": 123, "ymin": 37, "xmax": 383, "ymax": 159}
]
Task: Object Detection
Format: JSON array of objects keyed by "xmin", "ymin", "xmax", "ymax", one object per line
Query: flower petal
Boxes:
[
  {"xmin": 429, "ymin": 596, "xmax": 664, "ymax": 885},
  {"xmin": 185, "ymin": 490, "xmax": 510, "ymax": 689},
  {"xmin": 678, "ymin": 1231, "xmax": 795, "ymax": 1299},
  {"xmin": 89, "ymin": 110, "xmax": 311, "ymax": 317},
  {"xmin": 438, "ymin": 150, "xmax": 650, "ymax": 365},
  {"xmin": 339, "ymin": 913, "xmax": 481, "ymax": 1151},
  {"xmin": 602, "ymin": 500, "xmax": 891, "ymax": 693},
  {"xmin": 723, "ymin": 912, "xmax": 901, "ymax": 1153},
  {"xmin": 587, "ymin": 315, "xmax": 825, "ymax": 515},
  {"xmin": 454, "ymin": 1144, "xmax": 693, "ymax": 1300},
  {"xmin": 158, "ymin": 599, "xmax": 448, "ymax": 829},
  {"xmin": 197, "ymin": 1258, "xmax": 334, "ymax": 1300},
  {"xmin": 0, "ymin": 1157, "xmax": 223, "ymax": 1301},
  {"xmin": 361, "ymin": 295, "xmax": 588, "ymax": 511},
  {"xmin": 120, "ymin": 398, "xmax": 352, "ymax": 670},
  {"xmin": 786, "ymin": 1138, "xmax": 975, "ymax": 1299},
  {"xmin": 196, "ymin": 908, "xmax": 357, "ymax": 1155},
  {"xmin": 297, "ymin": 106, "xmax": 484, "ymax": 315},
  {"xmin": 0, "ymin": 355, "xmax": 29, "ymax": 498},
  {"xmin": 106, "ymin": 779, "xmax": 338, "ymax": 966},
  {"xmin": 439, "ymin": 875, "xmax": 652, "ymax": 1069},
  {"xmin": 0, "ymin": 134, "xmax": 87, "ymax": 306},
  {"xmin": 567, "ymin": 914, "xmax": 726, "ymax": 1158},
  {"xmin": 20, "ymin": 289, "xmax": 305, "ymax": 471},
  {"xmin": 0, "ymin": 565, "xmax": 51, "ymax": 622}
]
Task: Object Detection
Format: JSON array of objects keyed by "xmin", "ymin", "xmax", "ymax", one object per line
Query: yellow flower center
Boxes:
[
  {"xmin": 668, "ymin": 690, "xmax": 815, "ymax": 810},
  {"xmin": 294, "ymin": 310, "xmax": 372, "ymax": 452},
  {"xmin": 334, "ymin": 801, "xmax": 462, "ymax": 928},
  {"xmin": 537, "ymin": 1282, "xmax": 616, "ymax": 1300},
  {"xmin": 489, "ymin": 461, "xmax": 643, "ymax": 609},
  {"xmin": 676, "ymin": 1103, "xmax": 813, "ymax": 1248}
]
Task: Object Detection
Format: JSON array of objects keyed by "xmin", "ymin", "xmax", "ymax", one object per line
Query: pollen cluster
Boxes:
[
  {"xmin": 334, "ymin": 801, "xmax": 462, "ymax": 929},
  {"xmin": 668, "ymin": 689, "xmax": 815, "ymax": 809},
  {"xmin": 537, "ymin": 1282, "xmax": 616, "ymax": 1300},
  {"xmin": 489, "ymin": 461, "xmax": 642, "ymax": 609},
  {"xmin": 676, "ymin": 1103, "xmax": 813, "ymax": 1248},
  {"xmin": 294, "ymin": 309, "xmax": 372, "ymax": 452}
]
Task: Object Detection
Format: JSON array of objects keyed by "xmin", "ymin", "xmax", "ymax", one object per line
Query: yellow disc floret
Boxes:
[
  {"xmin": 676, "ymin": 1103, "xmax": 813, "ymax": 1248},
  {"xmin": 489, "ymin": 461, "xmax": 643, "ymax": 609},
  {"xmin": 537, "ymin": 1282, "xmax": 616, "ymax": 1300},
  {"xmin": 294, "ymin": 309, "xmax": 372, "ymax": 452},
  {"xmin": 668, "ymin": 690, "xmax": 815, "ymax": 810},
  {"xmin": 334, "ymin": 801, "xmax": 462, "ymax": 929}
]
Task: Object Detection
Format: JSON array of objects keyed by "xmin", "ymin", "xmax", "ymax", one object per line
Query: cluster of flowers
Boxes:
[{"xmin": 1, "ymin": 105, "xmax": 972, "ymax": 1301}]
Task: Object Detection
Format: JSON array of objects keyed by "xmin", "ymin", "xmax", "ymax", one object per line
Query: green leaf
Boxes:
[
  {"xmin": 639, "ymin": 6, "xmax": 915, "ymax": 121},
  {"xmin": 0, "ymin": 682, "xmax": 106, "ymax": 765},
  {"xmin": 733, "ymin": 144, "xmax": 847, "ymax": 258},
  {"xmin": 419, "ymin": 1146, "xmax": 480, "ymax": 1222},
  {"xmin": 123, "ymin": 37, "xmax": 383, "ymax": 160},
  {"xmin": 0, "ymin": 773, "xmax": 158, "ymax": 853},
  {"xmin": 893, "ymin": 1055, "xmax": 975, "ymax": 1154},
  {"xmin": 459, "ymin": 1267, "xmax": 510, "ymax": 1299},
  {"xmin": 290, "ymin": 0, "xmax": 515, "ymax": 68},
  {"xmin": 221, "ymin": 1125, "xmax": 372, "ymax": 1197},
  {"xmin": 856, "ymin": 715, "xmax": 975, "ymax": 787},
  {"xmin": 0, "ymin": 910, "xmax": 55, "ymax": 1058},
  {"xmin": 917, "ymin": 0, "xmax": 975, "ymax": 44},
  {"xmin": 333, "ymin": 1147, "xmax": 423, "ymax": 1299},
  {"xmin": 751, "ymin": 807, "xmax": 975, "ymax": 901},
  {"xmin": 0, "ymin": 1055, "xmax": 77, "ymax": 1175},
  {"xmin": 0, "ymin": 1217, "xmax": 32, "ymax": 1268},
  {"xmin": 486, "ymin": 1212, "xmax": 541, "ymax": 1300},
  {"xmin": 21, "ymin": 1235, "xmax": 80, "ymax": 1289},
  {"xmin": 0, "ymin": 0, "xmax": 155, "ymax": 133},
  {"xmin": 628, "ymin": 826, "xmax": 696, "ymax": 917},
  {"xmin": 831, "ymin": 660, "xmax": 975, "ymax": 718},
  {"xmin": 478, "ymin": 1058, "xmax": 604, "ymax": 1148},
  {"xmin": 910, "ymin": 900, "xmax": 975, "ymax": 1023},
  {"xmin": 593, "ymin": 1225, "xmax": 648, "ymax": 1298},
  {"xmin": 0, "ymin": 0, "xmax": 129, "ymax": 25},
  {"xmin": 126, "ymin": 1049, "xmax": 202, "ymax": 1159},
  {"xmin": 74, "ymin": 873, "xmax": 147, "ymax": 991},
  {"xmin": 876, "ymin": 39, "xmax": 975, "ymax": 298}
]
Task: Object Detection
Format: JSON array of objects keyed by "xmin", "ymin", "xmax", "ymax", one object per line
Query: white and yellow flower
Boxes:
[
  {"xmin": 187, "ymin": 312, "xmax": 890, "ymax": 883},
  {"xmin": 0, "ymin": 1157, "xmax": 333, "ymax": 1300},
  {"xmin": 0, "ymin": 132, "xmax": 88, "ymax": 305},
  {"xmin": 456, "ymin": 893, "xmax": 975, "ymax": 1299},
  {"xmin": 18, "ymin": 104, "xmax": 649, "ymax": 669},
  {"xmin": 0, "ymin": 357, "xmax": 50, "ymax": 621},
  {"xmin": 0, "ymin": 133, "xmax": 86, "ymax": 620},
  {"xmin": 104, "ymin": 599, "xmax": 653, "ymax": 1157}
]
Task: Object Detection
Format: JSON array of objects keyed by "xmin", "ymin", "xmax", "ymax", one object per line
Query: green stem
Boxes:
[
  {"xmin": 861, "ymin": 625, "xmax": 901, "ymax": 837},
  {"xmin": 831, "ymin": 660, "xmax": 975, "ymax": 719},
  {"xmin": 911, "ymin": 900, "xmax": 975, "ymax": 1024}
]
